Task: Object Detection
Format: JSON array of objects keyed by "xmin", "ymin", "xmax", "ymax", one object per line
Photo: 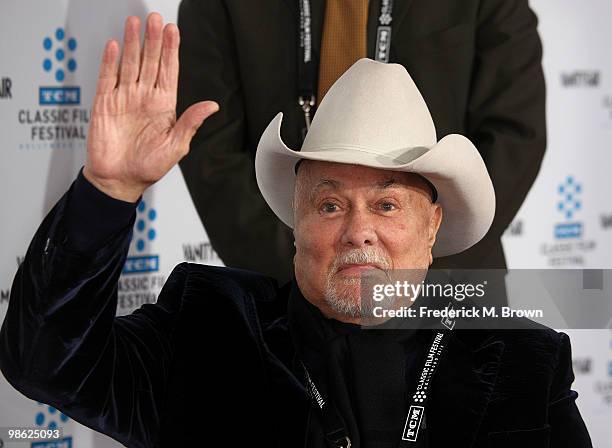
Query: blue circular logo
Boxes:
[
  {"xmin": 557, "ymin": 176, "xmax": 582, "ymax": 220},
  {"xmin": 34, "ymin": 404, "xmax": 69, "ymax": 430},
  {"xmin": 42, "ymin": 27, "xmax": 77, "ymax": 82},
  {"xmin": 133, "ymin": 200, "xmax": 158, "ymax": 253}
]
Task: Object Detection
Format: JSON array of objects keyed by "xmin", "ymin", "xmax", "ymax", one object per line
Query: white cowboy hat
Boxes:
[{"xmin": 255, "ymin": 58, "xmax": 495, "ymax": 257}]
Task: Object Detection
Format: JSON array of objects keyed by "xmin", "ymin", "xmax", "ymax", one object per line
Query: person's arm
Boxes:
[
  {"xmin": 548, "ymin": 332, "xmax": 593, "ymax": 447},
  {"xmin": 0, "ymin": 170, "xmax": 187, "ymax": 448},
  {"xmin": 176, "ymin": 0, "xmax": 294, "ymax": 283},
  {"xmin": 462, "ymin": 0, "xmax": 547, "ymax": 265},
  {"xmin": 0, "ymin": 13, "xmax": 218, "ymax": 448}
]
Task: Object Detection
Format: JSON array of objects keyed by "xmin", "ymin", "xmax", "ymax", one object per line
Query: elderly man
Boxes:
[{"xmin": 0, "ymin": 14, "xmax": 591, "ymax": 448}]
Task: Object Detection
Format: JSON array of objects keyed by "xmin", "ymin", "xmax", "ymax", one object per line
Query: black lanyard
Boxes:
[
  {"xmin": 301, "ymin": 360, "xmax": 352, "ymax": 448},
  {"xmin": 298, "ymin": 0, "xmax": 316, "ymax": 140},
  {"xmin": 398, "ymin": 329, "xmax": 451, "ymax": 447},
  {"xmin": 297, "ymin": 0, "xmax": 394, "ymax": 140},
  {"xmin": 376, "ymin": 0, "xmax": 394, "ymax": 62},
  {"xmin": 301, "ymin": 319, "xmax": 454, "ymax": 448}
]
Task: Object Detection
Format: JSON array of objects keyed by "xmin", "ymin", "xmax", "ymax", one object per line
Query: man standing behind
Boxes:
[{"xmin": 177, "ymin": 0, "xmax": 546, "ymax": 284}]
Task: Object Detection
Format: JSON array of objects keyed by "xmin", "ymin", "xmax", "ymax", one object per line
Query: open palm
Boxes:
[{"xmin": 84, "ymin": 13, "xmax": 218, "ymax": 202}]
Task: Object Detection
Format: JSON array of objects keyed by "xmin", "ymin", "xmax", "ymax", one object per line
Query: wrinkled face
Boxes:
[{"xmin": 293, "ymin": 160, "xmax": 443, "ymax": 324}]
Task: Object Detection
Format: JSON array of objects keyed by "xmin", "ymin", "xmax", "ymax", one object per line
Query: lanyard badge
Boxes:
[{"xmin": 301, "ymin": 302, "xmax": 455, "ymax": 447}]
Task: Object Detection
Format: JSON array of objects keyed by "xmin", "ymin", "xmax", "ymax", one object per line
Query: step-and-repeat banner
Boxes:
[{"xmin": 0, "ymin": 0, "xmax": 610, "ymax": 446}]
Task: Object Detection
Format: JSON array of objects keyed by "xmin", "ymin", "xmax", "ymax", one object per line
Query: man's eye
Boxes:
[
  {"xmin": 321, "ymin": 202, "xmax": 339, "ymax": 213},
  {"xmin": 379, "ymin": 202, "xmax": 396, "ymax": 211}
]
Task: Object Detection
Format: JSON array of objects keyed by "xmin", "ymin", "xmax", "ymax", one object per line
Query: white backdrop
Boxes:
[{"xmin": 0, "ymin": 0, "xmax": 610, "ymax": 446}]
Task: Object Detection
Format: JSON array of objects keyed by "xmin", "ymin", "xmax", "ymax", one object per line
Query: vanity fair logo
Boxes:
[
  {"xmin": 0, "ymin": 76, "xmax": 11, "ymax": 99},
  {"xmin": 560, "ymin": 70, "xmax": 600, "ymax": 88}
]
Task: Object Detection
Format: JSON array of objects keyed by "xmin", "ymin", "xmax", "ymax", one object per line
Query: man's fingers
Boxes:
[
  {"xmin": 157, "ymin": 23, "xmax": 180, "ymax": 92},
  {"xmin": 118, "ymin": 16, "xmax": 141, "ymax": 86},
  {"xmin": 139, "ymin": 13, "xmax": 163, "ymax": 87},
  {"xmin": 172, "ymin": 101, "xmax": 220, "ymax": 154},
  {"xmin": 96, "ymin": 39, "xmax": 119, "ymax": 94}
]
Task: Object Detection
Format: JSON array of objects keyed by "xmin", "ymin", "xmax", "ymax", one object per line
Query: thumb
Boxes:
[{"xmin": 172, "ymin": 100, "xmax": 219, "ymax": 153}]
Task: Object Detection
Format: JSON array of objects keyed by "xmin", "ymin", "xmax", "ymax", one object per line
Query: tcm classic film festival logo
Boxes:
[
  {"xmin": 540, "ymin": 175, "xmax": 596, "ymax": 266},
  {"xmin": 118, "ymin": 200, "xmax": 164, "ymax": 315},
  {"xmin": 17, "ymin": 27, "xmax": 89, "ymax": 150}
]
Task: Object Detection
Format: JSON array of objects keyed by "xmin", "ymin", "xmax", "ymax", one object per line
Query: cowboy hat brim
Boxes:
[{"xmin": 255, "ymin": 112, "xmax": 495, "ymax": 258}]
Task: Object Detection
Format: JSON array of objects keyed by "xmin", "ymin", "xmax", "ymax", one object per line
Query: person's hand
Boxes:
[{"xmin": 84, "ymin": 13, "xmax": 219, "ymax": 202}]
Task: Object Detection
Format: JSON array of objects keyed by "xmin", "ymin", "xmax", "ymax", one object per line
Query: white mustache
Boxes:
[{"xmin": 331, "ymin": 248, "xmax": 392, "ymax": 274}]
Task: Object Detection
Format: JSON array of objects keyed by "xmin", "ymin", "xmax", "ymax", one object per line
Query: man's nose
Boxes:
[{"xmin": 340, "ymin": 208, "xmax": 378, "ymax": 247}]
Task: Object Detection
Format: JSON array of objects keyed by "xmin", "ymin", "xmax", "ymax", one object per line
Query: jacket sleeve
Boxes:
[
  {"xmin": 461, "ymin": 0, "xmax": 547, "ymax": 266},
  {"xmin": 548, "ymin": 332, "xmax": 593, "ymax": 447},
  {"xmin": 176, "ymin": 0, "xmax": 294, "ymax": 284},
  {"xmin": 0, "ymin": 173, "xmax": 188, "ymax": 448}
]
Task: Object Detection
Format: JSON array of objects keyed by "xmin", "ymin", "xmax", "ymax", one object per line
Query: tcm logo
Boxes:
[
  {"xmin": 32, "ymin": 439, "xmax": 72, "ymax": 448},
  {"xmin": 554, "ymin": 176, "xmax": 583, "ymax": 239},
  {"xmin": 123, "ymin": 255, "xmax": 159, "ymax": 274},
  {"xmin": 376, "ymin": 26, "xmax": 391, "ymax": 62},
  {"xmin": 561, "ymin": 71, "xmax": 600, "ymax": 88},
  {"xmin": 39, "ymin": 27, "xmax": 80, "ymax": 105},
  {"xmin": 402, "ymin": 405, "xmax": 424, "ymax": 442},
  {"xmin": 601, "ymin": 214, "xmax": 612, "ymax": 230},
  {"xmin": 40, "ymin": 87, "xmax": 79, "ymax": 106},
  {"xmin": 124, "ymin": 200, "xmax": 159, "ymax": 274}
]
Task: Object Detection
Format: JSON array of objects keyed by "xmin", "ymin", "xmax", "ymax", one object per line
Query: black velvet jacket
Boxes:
[{"xmin": 0, "ymin": 174, "xmax": 592, "ymax": 448}]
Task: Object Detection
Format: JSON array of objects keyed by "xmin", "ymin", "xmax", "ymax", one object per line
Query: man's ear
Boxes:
[
  {"xmin": 427, "ymin": 204, "xmax": 443, "ymax": 265},
  {"xmin": 428, "ymin": 204, "xmax": 443, "ymax": 245}
]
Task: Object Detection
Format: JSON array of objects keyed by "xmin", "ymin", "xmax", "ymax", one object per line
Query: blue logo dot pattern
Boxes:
[
  {"xmin": 42, "ymin": 27, "xmax": 77, "ymax": 82},
  {"xmin": 34, "ymin": 403, "xmax": 69, "ymax": 431},
  {"xmin": 557, "ymin": 176, "xmax": 582, "ymax": 220},
  {"xmin": 133, "ymin": 200, "xmax": 157, "ymax": 253}
]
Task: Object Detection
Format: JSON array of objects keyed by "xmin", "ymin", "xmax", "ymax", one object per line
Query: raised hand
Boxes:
[{"xmin": 84, "ymin": 13, "xmax": 219, "ymax": 202}]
